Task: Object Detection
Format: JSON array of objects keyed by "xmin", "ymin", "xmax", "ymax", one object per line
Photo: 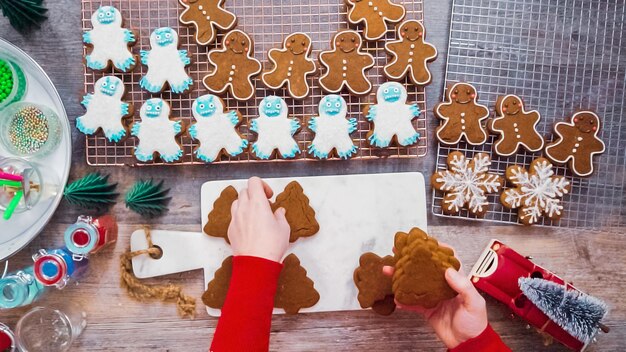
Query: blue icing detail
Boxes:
[
  {"xmin": 410, "ymin": 104, "xmax": 421, "ymax": 117},
  {"xmin": 368, "ymin": 133, "xmax": 391, "ymax": 148},
  {"xmin": 188, "ymin": 125, "xmax": 197, "ymax": 139},
  {"xmin": 401, "ymin": 132, "xmax": 420, "ymax": 146},
  {"xmin": 227, "ymin": 111, "xmax": 239, "ymax": 125},
  {"xmin": 348, "ymin": 118, "xmax": 357, "ymax": 134},
  {"xmin": 337, "ymin": 145, "xmax": 358, "ymax": 159},
  {"xmin": 76, "ymin": 117, "xmax": 96, "ymax": 135},
  {"xmin": 249, "ymin": 120, "xmax": 258, "ymax": 133},
  {"xmin": 144, "ymin": 99, "xmax": 163, "ymax": 117},
  {"xmin": 251, "ymin": 143, "xmax": 271, "ymax": 159},
  {"xmin": 140, "ymin": 50, "xmax": 150, "ymax": 65},
  {"xmin": 134, "ymin": 147, "xmax": 154, "ymax": 162},
  {"xmin": 160, "ymin": 149, "xmax": 183, "ymax": 163},
  {"xmin": 365, "ymin": 105, "xmax": 377, "ymax": 121},
  {"xmin": 121, "ymin": 102, "xmax": 130, "ymax": 116},
  {"xmin": 115, "ymin": 57, "xmax": 136, "ymax": 72},
  {"xmin": 140, "ymin": 77, "xmax": 162, "ymax": 93},
  {"xmin": 240, "ymin": 139, "xmax": 249, "ymax": 150},
  {"xmin": 124, "ymin": 29, "xmax": 135, "ymax": 43},
  {"xmin": 380, "ymin": 82, "xmax": 403, "ymax": 103},
  {"xmin": 308, "ymin": 116, "xmax": 318, "ymax": 132},
  {"xmin": 320, "ymin": 95, "xmax": 343, "ymax": 116},
  {"xmin": 178, "ymin": 50, "xmax": 190, "ymax": 65},
  {"xmin": 307, "ymin": 144, "xmax": 328, "ymax": 159},
  {"xmin": 107, "ymin": 129, "xmax": 127, "ymax": 143},
  {"xmin": 86, "ymin": 55, "xmax": 106, "ymax": 70},
  {"xmin": 131, "ymin": 123, "xmax": 141, "ymax": 136},
  {"xmin": 261, "ymin": 96, "xmax": 283, "ymax": 117},
  {"xmin": 290, "ymin": 119, "xmax": 300, "ymax": 134},
  {"xmin": 195, "ymin": 150, "xmax": 215, "ymax": 163},
  {"xmin": 170, "ymin": 77, "xmax": 193, "ymax": 94},
  {"xmin": 81, "ymin": 94, "xmax": 93, "ymax": 108},
  {"xmin": 96, "ymin": 6, "xmax": 117, "ymax": 25},
  {"xmin": 281, "ymin": 145, "xmax": 300, "ymax": 159},
  {"xmin": 173, "ymin": 121, "xmax": 182, "ymax": 134},
  {"xmin": 154, "ymin": 27, "xmax": 175, "ymax": 47},
  {"xmin": 83, "ymin": 32, "xmax": 92, "ymax": 44},
  {"xmin": 98, "ymin": 76, "xmax": 120, "ymax": 96},
  {"xmin": 195, "ymin": 95, "xmax": 217, "ymax": 117}
]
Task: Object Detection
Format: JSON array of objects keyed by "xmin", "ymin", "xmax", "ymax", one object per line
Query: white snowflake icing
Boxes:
[
  {"xmin": 502, "ymin": 158, "xmax": 571, "ymax": 225},
  {"xmin": 433, "ymin": 152, "xmax": 502, "ymax": 215}
]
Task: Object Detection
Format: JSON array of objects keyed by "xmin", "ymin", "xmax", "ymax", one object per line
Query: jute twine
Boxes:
[{"xmin": 120, "ymin": 226, "xmax": 196, "ymax": 319}]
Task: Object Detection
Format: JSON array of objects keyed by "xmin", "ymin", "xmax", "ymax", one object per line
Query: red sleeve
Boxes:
[
  {"xmin": 448, "ymin": 324, "xmax": 511, "ymax": 352},
  {"xmin": 210, "ymin": 256, "xmax": 283, "ymax": 352}
]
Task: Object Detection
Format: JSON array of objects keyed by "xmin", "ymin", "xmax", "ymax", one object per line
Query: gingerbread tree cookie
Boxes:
[
  {"xmin": 319, "ymin": 30, "xmax": 375, "ymax": 95},
  {"xmin": 178, "ymin": 0, "xmax": 237, "ymax": 46},
  {"xmin": 489, "ymin": 94, "xmax": 544, "ymax": 156},
  {"xmin": 345, "ymin": 0, "xmax": 405, "ymax": 41},
  {"xmin": 271, "ymin": 181, "xmax": 320, "ymax": 242},
  {"xmin": 384, "ymin": 20, "xmax": 437, "ymax": 86},
  {"xmin": 435, "ymin": 82, "xmax": 489, "ymax": 145},
  {"xmin": 202, "ymin": 256, "xmax": 233, "ymax": 309},
  {"xmin": 203, "ymin": 185, "xmax": 238, "ymax": 243},
  {"xmin": 501, "ymin": 157, "xmax": 571, "ymax": 225},
  {"xmin": 544, "ymin": 111, "xmax": 606, "ymax": 177},
  {"xmin": 262, "ymin": 33, "xmax": 317, "ymax": 100},
  {"xmin": 353, "ymin": 252, "xmax": 396, "ymax": 315},
  {"xmin": 203, "ymin": 29, "xmax": 262, "ymax": 101},
  {"xmin": 432, "ymin": 151, "xmax": 503, "ymax": 217},
  {"xmin": 392, "ymin": 228, "xmax": 460, "ymax": 308},
  {"xmin": 274, "ymin": 254, "xmax": 320, "ymax": 314}
]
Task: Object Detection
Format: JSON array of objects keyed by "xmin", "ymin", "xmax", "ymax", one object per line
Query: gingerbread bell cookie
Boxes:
[
  {"xmin": 384, "ymin": 20, "xmax": 437, "ymax": 86},
  {"xmin": 203, "ymin": 185, "xmax": 238, "ymax": 243},
  {"xmin": 262, "ymin": 33, "xmax": 317, "ymax": 100},
  {"xmin": 274, "ymin": 254, "xmax": 320, "ymax": 314},
  {"xmin": 345, "ymin": 0, "xmax": 405, "ymax": 41},
  {"xmin": 354, "ymin": 252, "xmax": 396, "ymax": 315},
  {"xmin": 178, "ymin": 0, "xmax": 237, "ymax": 46},
  {"xmin": 435, "ymin": 82, "xmax": 489, "ymax": 145},
  {"xmin": 489, "ymin": 94, "xmax": 544, "ymax": 156},
  {"xmin": 501, "ymin": 157, "xmax": 571, "ymax": 225},
  {"xmin": 544, "ymin": 111, "xmax": 606, "ymax": 177},
  {"xmin": 392, "ymin": 228, "xmax": 460, "ymax": 308},
  {"xmin": 204, "ymin": 29, "xmax": 262, "ymax": 101},
  {"xmin": 319, "ymin": 30, "xmax": 375, "ymax": 95},
  {"xmin": 271, "ymin": 181, "xmax": 320, "ymax": 243},
  {"xmin": 202, "ymin": 256, "xmax": 233, "ymax": 309}
]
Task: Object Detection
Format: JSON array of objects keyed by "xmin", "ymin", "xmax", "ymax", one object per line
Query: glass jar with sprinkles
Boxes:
[
  {"xmin": 0, "ymin": 58, "xmax": 27, "ymax": 110},
  {"xmin": 0, "ymin": 102, "xmax": 61, "ymax": 158}
]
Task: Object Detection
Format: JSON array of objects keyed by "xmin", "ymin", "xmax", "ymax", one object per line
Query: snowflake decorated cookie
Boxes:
[
  {"xmin": 83, "ymin": 6, "xmax": 137, "ymax": 72},
  {"xmin": 178, "ymin": 0, "xmax": 237, "ymax": 46},
  {"xmin": 77, "ymin": 76, "xmax": 132, "ymax": 143},
  {"xmin": 345, "ymin": 0, "xmax": 405, "ymax": 41},
  {"xmin": 188, "ymin": 94, "xmax": 248, "ymax": 162},
  {"xmin": 308, "ymin": 95, "xmax": 357, "ymax": 159},
  {"xmin": 131, "ymin": 98, "xmax": 184, "ymax": 163},
  {"xmin": 365, "ymin": 82, "xmax": 421, "ymax": 147},
  {"xmin": 431, "ymin": 151, "xmax": 503, "ymax": 217},
  {"xmin": 140, "ymin": 27, "xmax": 193, "ymax": 94},
  {"xmin": 250, "ymin": 96, "xmax": 300, "ymax": 159},
  {"xmin": 435, "ymin": 82, "xmax": 489, "ymax": 145},
  {"xmin": 501, "ymin": 157, "xmax": 571, "ymax": 225}
]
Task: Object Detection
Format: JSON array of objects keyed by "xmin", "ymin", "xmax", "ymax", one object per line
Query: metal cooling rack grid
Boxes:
[
  {"xmin": 432, "ymin": 0, "xmax": 626, "ymax": 230},
  {"xmin": 81, "ymin": 0, "xmax": 429, "ymax": 166}
]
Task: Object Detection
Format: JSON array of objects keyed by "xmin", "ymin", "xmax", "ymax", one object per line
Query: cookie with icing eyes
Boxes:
[
  {"xmin": 488, "ymin": 94, "xmax": 544, "ymax": 156},
  {"xmin": 434, "ymin": 82, "xmax": 489, "ymax": 145},
  {"xmin": 178, "ymin": 0, "xmax": 237, "ymax": 46},
  {"xmin": 319, "ymin": 30, "xmax": 375, "ymax": 95},
  {"xmin": 384, "ymin": 20, "xmax": 437, "ymax": 86},
  {"xmin": 308, "ymin": 95, "xmax": 358, "ymax": 159},
  {"xmin": 262, "ymin": 32, "xmax": 317, "ymax": 99},
  {"xmin": 544, "ymin": 111, "xmax": 606, "ymax": 177},
  {"xmin": 131, "ymin": 98, "xmax": 184, "ymax": 163},
  {"xmin": 203, "ymin": 29, "xmax": 262, "ymax": 101},
  {"xmin": 345, "ymin": 0, "xmax": 405, "ymax": 41},
  {"xmin": 249, "ymin": 96, "xmax": 301, "ymax": 159},
  {"xmin": 83, "ymin": 6, "xmax": 137, "ymax": 72}
]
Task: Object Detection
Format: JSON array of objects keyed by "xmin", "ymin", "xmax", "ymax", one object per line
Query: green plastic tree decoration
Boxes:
[
  {"xmin": 0, "ymin": 0, "xmax": 48, "ymax": 31},
  {"xmin": 519, "ymin": 277, "xmax": 608, "ymax": 344},
  {"xmin": 125, "ymin": 179, "xmax": 171, "ymax": 217},
  {"xmin": 64, "ymin": 173, "xmax": 118, "ymax": 209}
]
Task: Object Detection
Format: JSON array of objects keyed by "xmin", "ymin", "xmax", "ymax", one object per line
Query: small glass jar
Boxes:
[
  {"xmin": 16, "ymin": 303, "xmax": 87, "ymax": 352},
  {"xmin": 0, "ymin": 266, "xmax": 45, "ymax": 309},
  {"xmin": 0, "ymin": 157, "xmax": 43, "ymax": 216},
  {"xmin": 0, "ymin": 58, "xmax": 27, "ymax": 110},
  {"xmin": 0, "ymin": 322, "xmax": 16, "ymax": 352},
  {"xmin": 0, "ymin": 102, "xmax": 61, "ymax": 158},
  {"xmin": 32, "ymin": 248, "xmax": 88, "ymax": 289},
  {"xmin": 64, "ymin": 215, "xmax": 118, "ymax": 256}
]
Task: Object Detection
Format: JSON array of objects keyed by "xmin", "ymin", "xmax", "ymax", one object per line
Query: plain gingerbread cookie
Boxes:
[
  {"xmin": 384, "ymin": 20, "xmax": 437, "ymax": 86},
  {"xmin": 274, "ymin": 254, "xmax": 320, "ymax": 314},
  {"xmin": 345, "ymin": 0, "xmax": 405, "ymax": 41},
  {"xmin": 435, "ymin": 82, "xmax": 489, "ymax": 145},
  {"xmin": 178, "ymin": 0, "xmax": 237, "ymax": 46},
  {"xmin": 353, "ymin": 252, "xmax": 396, "ymax": 315},
  {"xmin": 489, "ymin": 94, "xmax": 544, "ymax": 156}
]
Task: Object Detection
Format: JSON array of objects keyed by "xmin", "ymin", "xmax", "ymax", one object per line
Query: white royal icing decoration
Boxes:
[
  {"xmin": 250, "ymin": 96, "xmax": 300, "ymax": 159},
  {"xmin": 83, "ymin": 6, "xmax": 136, "ymax": 72},
  {"xmin": 140, "ymin": 27, "xmax": 193, "ymax": 93},
  {"xmin": 77, "ymin": 76, "xmax": 130, "ymax": 143},
  {"xmin": 131, "ymin": 98, "xmax": 183, "ymax": 163},
  {"xmin": 308, "ymin": 95, "xmax": 358, "ymax": 159},
  {"xmin": 366, "ymin": 82, "xmax": 421, "ymax": 147}
]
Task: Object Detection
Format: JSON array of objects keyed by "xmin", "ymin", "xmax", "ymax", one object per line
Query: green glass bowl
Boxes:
[{"xmin": 0, "ymin": 58, "xmax": 27, "ymax": 110}]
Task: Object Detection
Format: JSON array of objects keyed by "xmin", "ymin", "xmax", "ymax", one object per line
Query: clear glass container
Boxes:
[
  {"xmin": 15, "ymin": 303, "xmax": 87, "ymax": 352},
  {"xmin": 0, "ymin": 157, "xmax": 43, "ymax": 216},
  {"xmin": 0, "ymin": 102, "xmax": 61, "ymax": 158},
  {"xmin": 0, "ymin": 57, "xmax": 27, "ymax": 110}
]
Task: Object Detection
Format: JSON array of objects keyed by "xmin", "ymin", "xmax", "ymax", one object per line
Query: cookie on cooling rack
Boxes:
[
  {"xmin": 434, "ymin": 82, "xmax": 489, "ymax": 146},
  {"xmin": 249, "ymin": 96, "xmax": 301, "ymax": 160},
  {"xmin": 83, "ymin": 6, "xmax": 137, "ymax": 72},
  {"xmin": 488, "ymin": 94, "xmax": 544, "ymax": 157},
  {"xmin": 384, "ymin": 19, "xmax": 437, "ymax": 86},
  {"xmin": 178, "ymin": 0, "xmax": 237, "ymax": 46},
  {"xmin": 131, "ymin": 98, "xmax": 184, "ymax": 163},
  {"xmin": 345, "ymin": 0, "xmax": 406, "ymax": 41},
  {"xmin": 308, "ymin": 95, "xmax": 358, "ymax": 159}
]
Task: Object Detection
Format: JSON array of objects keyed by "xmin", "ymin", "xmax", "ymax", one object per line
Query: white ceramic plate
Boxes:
[{"xmin": 0, "ymin": 38, "xmax": 72, "ymax": 260}]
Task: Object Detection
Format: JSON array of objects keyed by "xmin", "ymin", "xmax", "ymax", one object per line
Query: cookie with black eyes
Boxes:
[
  {"xmin": 178, "ymin": 0, "xmax": 237, "ymax": 46},
  {"xmin": 345, "ymin": 0, "xmax": 405, "ymax": 41},
  {"xmin": 319, "ymin": 30, "xmax": 375, "ymax": 95},
  {"xmin": 203, "ymin": 29, "xmax": 262, "ymax": 101},
  {"xmin": 488, "ymin": 94, "xmax": 544, "ymax": 156},
  {"xmin": 262, "ymin": 32, "xmax": 317, "ymax": 100},
  {"xmin": 384, "ymin": 20, "xmax": 437, "ymax": 86},
  {"xmin": 544, "ymin": 111, "xmax": 605, "ymax": 177},
  {"xmin": 434, "ymin": 82, "xmax": 489, "ymax": 145}
]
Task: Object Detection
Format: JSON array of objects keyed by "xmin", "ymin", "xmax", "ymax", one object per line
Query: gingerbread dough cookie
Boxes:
[
  {"xmin": 544, "ymin": 111, "xmax": 606, "ymax": 177},
  {"xmin": 271, "ymin": 181, "xmax": 320, "ymax": 242},
  {"xmin": 319, "ymin": 30, "xmax": 375, "ymax": 95},
  {"xmin": 274, "ymin": 254, "xmax": 320, "ymax": 314},
  {"xmin": 384, "ymin": 20, "xmax": 437, "ymax": 85},
  {"xmin": 262, "ymin": 33, "xmax": 316, "ymax": 99},
  {"xmin": 345, "ymin": 0, "xmax": 405, "ymax": 41},
  {"xmin": 435, "ymin": 82, "xmax": 489, "ymax": 145},
  {"xmin": 202, "ymin": 256, "xmax": 233, "ymax": 309},
  {"xmin": 392, "ymin": 228, "xmax": 460, "ymax": 308},
  {"xmin": 203, "ymin": 185, "xmax": 238, "ymax": 243},
  {"xmin": 489, "ymin": 94, "xmax": 544, "ymax": 156},
  {"xmin": 178, "ymin": 0, "xmax": 237, "ymax": 46},
  {"xmin": 203, "ymin": 29, "xmax": 262, "ymax": 101},
  {"xmin": 354, "ymin": 252, "xmax": 396, "ymax": 315}
]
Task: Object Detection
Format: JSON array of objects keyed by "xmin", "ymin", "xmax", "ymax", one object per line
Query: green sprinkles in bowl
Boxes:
[
  {"xmin": 0, "ymin": 60, "xmax": 14, "ymax": 103},
  {"xmin": 8, "ymin": 106, "xmax": 50, "ymax": 154}
]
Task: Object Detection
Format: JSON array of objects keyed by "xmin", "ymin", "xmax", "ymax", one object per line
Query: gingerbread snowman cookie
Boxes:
[
  {"xmin": 345, "ymin": 0, "xmax": 405, "ymax": 41},
  {"xmin": 384, "ymin": 20, "xmax": 437, "ymax": 86},
  {"xmin": 319, "ymin": 30, "xmax": 375, "ymax": 95},
  {"xmin": 203, "ymin": 30, "xmax": 262, "ymax": 101},
  {"xmin": 262, "ymin": 33, "xmax": 317, "ymax": 100},
  {"xmin": 544, "ymin": 111, "xmax": 605, "ymax": 177},
  {"xmin": 489, "ymin": 94, "xmax": 544, "ymax": 156},
  {"xmin": 434, "ymin": 82, "xmax": 489, "ymax": 145},
  {"xmin": 178, "ymin": 0, "xmax": 237, "ymax": 46}
]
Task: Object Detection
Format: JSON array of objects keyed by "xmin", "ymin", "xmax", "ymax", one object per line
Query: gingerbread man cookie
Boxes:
[
  {"xmin": 319, "ymin": 30, "xmax": 375, "ymax": 95},
  {"xmin": 434, "ymin": 82, "xmax": 489, "ymax": 145},
  {"xmin": 545, "ymin": 111, "xmax": 606, "ymax": 177},
  {"xmin": 262, "ymin": 33, "xmax": 317, "ymax": 100},
  {"xmin": 384, "ymin": 20, "xmax": 437, "ymax": 86},
  {"xmin": 345, "ymin": 0, "xmax": 405, "ymax": 41},
  {"xmin": 178, "ymin": 0, "xmax": 237, "ymax": 46},
  {"xmin": 203, "ymin": 29, "xmax": 262, "ymax": 101},
  {"xmin": 489, "ymin": 94, "xmax": 544, "ymax": 156}
]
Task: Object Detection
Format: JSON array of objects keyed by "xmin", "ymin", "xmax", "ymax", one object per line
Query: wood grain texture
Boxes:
[{"xmin": 0, "ymin": 1, "xmax": 624, "ymax": 351}]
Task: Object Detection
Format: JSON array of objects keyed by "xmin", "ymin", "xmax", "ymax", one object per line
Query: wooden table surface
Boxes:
[{"xmin": 1, "ymin": 0, "xmax": 624, "ymax": 351}]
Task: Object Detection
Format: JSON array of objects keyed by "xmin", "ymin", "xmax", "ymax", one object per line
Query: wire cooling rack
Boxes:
[
  {"xmin": 81, "ymin": 0, "xmax": 428, "ymax": 165},
  {"xmin": 432, "ymin": 0, "xmax": 626, "ymax": 230}
]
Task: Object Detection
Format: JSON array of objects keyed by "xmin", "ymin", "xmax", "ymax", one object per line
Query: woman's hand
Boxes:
[{"xmin": 228, "ymin": 177, "xmax": 290, "ymax": 263}]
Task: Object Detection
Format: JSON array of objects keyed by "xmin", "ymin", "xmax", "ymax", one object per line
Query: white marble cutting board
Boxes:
[{"xmin": 131, "ymin": 172, "xmax": 427, "ymax": 316}]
